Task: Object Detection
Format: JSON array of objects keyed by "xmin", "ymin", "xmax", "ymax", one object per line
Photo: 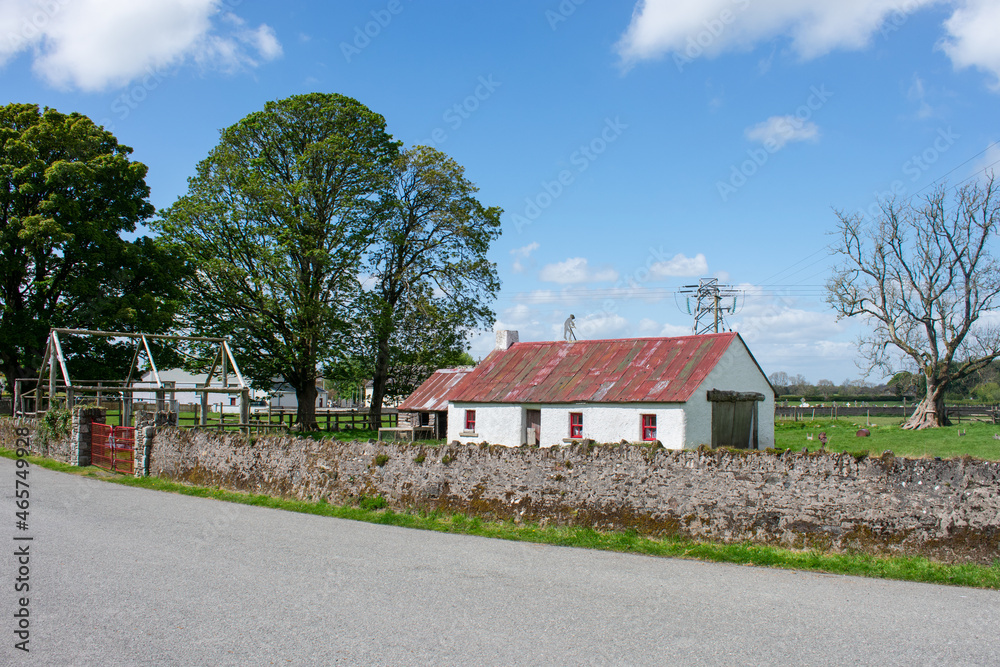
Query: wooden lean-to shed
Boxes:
[
  {"xmin": 443, "ymin": 331, "xmax": 775, "ymax": 449},
  {"xmin": 395, "ymin": 367, "xmax": 475, "ymax": 439}
]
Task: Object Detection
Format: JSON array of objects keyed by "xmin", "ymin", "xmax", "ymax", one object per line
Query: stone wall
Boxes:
[
  {"xmin": 0, "ymin": 415, "xmax": 74, "ymax": 462},
  {"xmin": 150, "ymin": 428, "xmax": 1000, "ymax": 565},
  {"xmin": 0, "ymin": 417, "xmax": 40, "ymax": 452}
]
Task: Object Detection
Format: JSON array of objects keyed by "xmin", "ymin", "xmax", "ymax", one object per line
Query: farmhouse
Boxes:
[
  {"xmin": 132, "ymin": 369, "xmax": 207, "ymax": 410},
  {"xmin": 268, "ymin": 378, "xmax": 332, "ymax": 410},
  {"xmin": 442, "ymin": 330, "xmax": 774, "ymax": 449}
]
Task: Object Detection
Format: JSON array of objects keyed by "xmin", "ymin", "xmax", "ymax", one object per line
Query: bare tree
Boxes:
[{"xmin": 827, "ymin": 176, "xmax": 1000, "ymax": 429}]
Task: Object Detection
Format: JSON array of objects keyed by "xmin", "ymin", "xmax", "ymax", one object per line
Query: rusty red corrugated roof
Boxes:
[
  {"xmin": 398, "ymin": 367, "xmax": 476, "ymax": 411},
  {"xmin": 448, "ymin": 333, "xmax": 739, "ymax": 404}
]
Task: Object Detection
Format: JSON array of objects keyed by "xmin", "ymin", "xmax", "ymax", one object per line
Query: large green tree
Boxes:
[
  {"xmin": 828, "ymin": 177, "xmax": 1000, "ymax": 429},
  {"xmin": 156, "ymin": 93, "xmax": 398, "ymax": 430},
  {"xmin": 360, "ymin": 146, "xmax": 501, "ymax": 429},
  {"xmin": 0, "ymin": 103, "xmax": 182, "ymax": 395}
]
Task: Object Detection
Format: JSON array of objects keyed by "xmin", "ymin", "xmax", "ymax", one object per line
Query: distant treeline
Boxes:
[
  {"xmin": 776, "ymin": 395, "xmax": 915, "ymax": 404},
  {"xmin": 769, "ymin": 361, "xmax": 1000, "ymax": 404}
]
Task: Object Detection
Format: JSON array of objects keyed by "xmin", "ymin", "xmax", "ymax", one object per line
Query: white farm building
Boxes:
[{"xmin": 430, "ymin": 330, "xmax": 774, "ymax": 449}]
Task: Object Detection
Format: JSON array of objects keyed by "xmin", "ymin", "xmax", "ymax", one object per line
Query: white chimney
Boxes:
[{"xmin": 495, "ymin": 330, "xmax": 519, "ymax": 351}]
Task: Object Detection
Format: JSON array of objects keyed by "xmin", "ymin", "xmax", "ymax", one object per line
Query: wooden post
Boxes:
[
  {"xmin": 123, "ymin": 390, "xmax": 132, "ymax": 428},
  {"xmin": 48, "ymin": 342, "xmax": 57, "ymax": 411},
  {"xmin": 240, "ymin": 388, "xmax": 250, "ymax": 434}
]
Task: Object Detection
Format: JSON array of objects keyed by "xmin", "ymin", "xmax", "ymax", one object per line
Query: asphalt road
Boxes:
[{"xmin": 0, "ymin": 457, "xmax": 997, "ymax": 666}]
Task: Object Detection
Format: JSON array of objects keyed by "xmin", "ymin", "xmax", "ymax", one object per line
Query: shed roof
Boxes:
[
  {"xmin": 398, "ymin": 367, "xmax": 475, "ymax": 411},
  {"xmin": 448, "ymin": 333, "xmax": 742, "ymax": 405}
]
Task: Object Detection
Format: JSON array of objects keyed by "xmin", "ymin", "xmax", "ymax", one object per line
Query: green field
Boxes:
[{"xmin": 775, "ymin": 417, "xmax": 1000, "ymax": 460}]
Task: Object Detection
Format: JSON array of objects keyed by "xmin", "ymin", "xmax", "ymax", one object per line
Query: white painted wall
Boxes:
[
  {"xmin": 269, "ymin": 383, "xmax": 329, "ymax": 410},
  {"xmin": 448, "ymin": 402, "xmax": 687, "ymax": 449},
  {"xmin": 684, "ymin": 338, "xmax": 775, "ymax": 448},
  {"xmin": 537, "ymin": 404, "xmax": 686, "ymax": 449},
  {"xmin": 447, "ymin": 403, "xmax": 524, "ymax": 446}
]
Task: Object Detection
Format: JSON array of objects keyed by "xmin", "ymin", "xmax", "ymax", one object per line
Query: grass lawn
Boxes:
[{"xmin": 775, "ymin": 416, "xmax": 1000, "ymax": 460}]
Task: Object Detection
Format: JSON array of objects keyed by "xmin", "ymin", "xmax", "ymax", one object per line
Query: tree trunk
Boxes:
[
  {"xmin": 902, "ymin": 382, "xmax": 949, "ymax": 429},
  {"xmin": 2, "ymin": 359, "xmax": 28, "ymax": 400},
  {"xmin": 367, "ymin": 334, "xmax": 391, "ymax": 431},
  {"xmin": 294, "ymin": 381, "xmax": 319, "ymax": 431},
  {"xmin": 2, "ymin": 364, "xmax": 17, "ymax": 402}
]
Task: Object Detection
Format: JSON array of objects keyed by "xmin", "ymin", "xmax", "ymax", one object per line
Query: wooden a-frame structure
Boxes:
[{"xmin": 16, "ymin": 328, "xmax": 251, "ymax": 428}]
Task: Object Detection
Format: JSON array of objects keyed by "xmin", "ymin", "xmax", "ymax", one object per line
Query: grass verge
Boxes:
[{"xmin": 4, "ymin": 447, "xmax": 998, "ymax": 590}]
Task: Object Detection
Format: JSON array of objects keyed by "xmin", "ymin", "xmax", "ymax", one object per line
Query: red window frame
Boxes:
[
  {"xmin": 642, "ymin": 414, "xmax": 657, "ymax": 441},
  {"xmin": 569, "ymin": 412, "xmax": 583, "ymax": 438},
  {"xmin": 465, "ymin": 409, "xmax": 476, "ymax": 432}
]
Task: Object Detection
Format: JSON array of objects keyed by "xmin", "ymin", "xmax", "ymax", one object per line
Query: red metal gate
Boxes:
[{"xmin": 91, "ymin": 424, "xmax": 136, "ymax": 474}]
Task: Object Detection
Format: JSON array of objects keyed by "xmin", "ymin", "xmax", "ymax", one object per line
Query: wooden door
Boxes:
[
  {"xmin": 526, "ymin": 409, "xmax": 541, "ymax": 445},
  {"xmin": 711, "ymin": 400, "xmax": 757, "ymax": 449}
]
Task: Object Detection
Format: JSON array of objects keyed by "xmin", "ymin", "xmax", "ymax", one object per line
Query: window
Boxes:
[
  {"xmin": 420, "ymin": 412, "xmax": 430, "ymax": 426},
  {"xmin": 465, "ymin": 409, "xmax": 476, "ymax": 432},
  {"xmin": 642, "ymin": 414, "xmax": 657, "ymax": 441},
  {"xmin": 569, "ymin": 412, "xmax": 583, "ymax": 438}
]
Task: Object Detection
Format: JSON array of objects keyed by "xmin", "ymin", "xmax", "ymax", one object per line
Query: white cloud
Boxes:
[
  {"xmin": 501, "ymin": 303, "xmax": 533, "ymax": 324},
  {"xmin": 907, "ymin": 75, "xmax": 936, "ymax": 119},
  {"xmin": 246, "ymin": 23, "xmax": 282, "ymax": 60},
  {"xmin": 514, "ymin": 289, "xmax": 559, "ymax": 304},
  {"xmin": 745, "ymin": 115, "xmax": 820, "ymax": 150},
  {"xmin": 615, "ymin": 1, "xmax": 1000, "ymax": 91},
  {"xmin": 639, "ymin": 318, "xmax": 693, "ymax": 337},
  {"xmin": 659, "ymin": 322, "xmax": 693, "ymax": 337},
  {"xmin": 511, "ymin": 241, "xmax": 540, "ymax": 258},
  {"xmin": 650, "ymin": 252, "xmax": 708, "ymax": 278},
  {"xmin": 727, "ymin": 284, "xmax": 846, "ymax": 347},
  {"xmin": 616, "ymin": 0, "xmax": 938, "ymax": 64},
  {"xmin": 941, "ymin": 0, "xmax": 1000, "ymax": 89},
  {"xmin": 539, "ymin": 257, "xmax": 619, "ymax": 284},
  {"xmin": 638, "ymin": 317, "xmax": 661, "ymax": 336},
  {"xmin": 563, "ymin": 313, "xmax": 631, "ymax": 340},
  {"xmin": 972, "ymin": 140, "xmax": 1000, "ymax": 178},
  {"xmin": 736, "ymin": 307, "xmax": 844, "ymax": 343},
  {"xmin": 0, "ymin": 0, "xmax": 281, "ymax": 91},
  {"xmin": 510, "ymin": 241, "xmax": 540, "ymax": 273}
]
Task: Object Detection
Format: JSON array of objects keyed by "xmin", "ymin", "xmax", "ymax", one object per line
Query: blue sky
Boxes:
[{"xmin": 3, "ymin": 0, "xmax": 999, "ymax": 383}]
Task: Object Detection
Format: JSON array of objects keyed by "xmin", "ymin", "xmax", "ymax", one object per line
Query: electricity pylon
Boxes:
[{"xmin": 678, "ymin": 278, "xmax": 742, "ymax": 334}]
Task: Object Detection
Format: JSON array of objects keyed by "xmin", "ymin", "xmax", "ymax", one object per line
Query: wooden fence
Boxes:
[
  {"xmin": 776, "ymin": 404, "xmax": 1000, "ymax": 423},
  {"xmin": 172, "ymin": 407, "xmax": 399, "ymax": 432}
]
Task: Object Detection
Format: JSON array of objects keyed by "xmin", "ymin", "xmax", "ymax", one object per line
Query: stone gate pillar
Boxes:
[{"xmin": 71, "ymin": 406, "xmax": 106, "ymax": 467}]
